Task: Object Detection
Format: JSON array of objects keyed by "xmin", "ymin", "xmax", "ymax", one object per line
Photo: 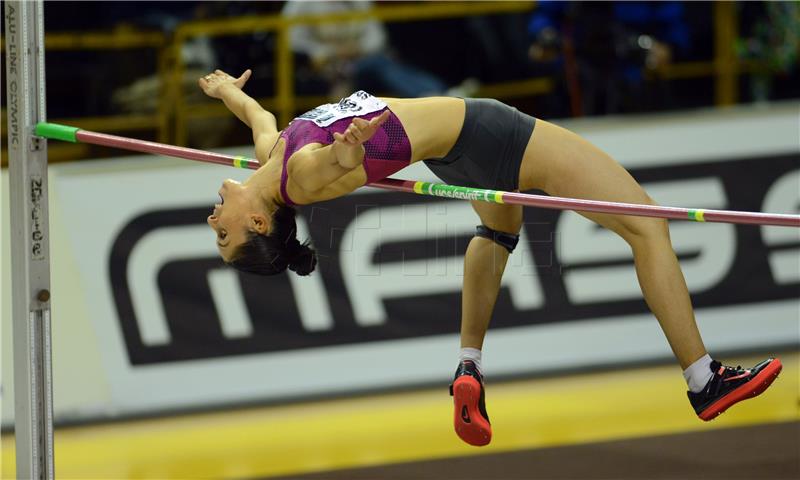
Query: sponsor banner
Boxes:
[
  {"xmin": 3, "ymin": 105, "xmax": 799, "ymax": 423},
  {"xmin": 106, "ymin": 155, "xmax": 800, "ymax": 365}
]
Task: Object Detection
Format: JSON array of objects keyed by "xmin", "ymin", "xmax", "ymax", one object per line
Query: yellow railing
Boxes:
[
  {"xmin": 1, "ymin": 28, "xmax": 168, "ymax": 138},
  {"xmin": 713, "ymin": 1, "xmax": 739, "ymax": 105},
  {"xmin": 1, "ymin": 28, "xmax": 169, "ymax": 165},
  {"xmin": 0, "ymin": 1, "xmax": 779, "ymax": 165},
  {"xmin": 170, "ymin": 1, "xmax": 542, "ymax": 146}
]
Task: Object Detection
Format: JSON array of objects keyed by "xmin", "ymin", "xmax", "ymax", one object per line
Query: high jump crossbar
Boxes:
[{"xmin": 36, "ymin": 122, "xmax": 800, "ymax": 228}]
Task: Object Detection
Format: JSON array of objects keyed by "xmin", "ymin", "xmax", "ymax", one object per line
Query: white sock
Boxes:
[
  {"xmin": 683, "ymin": 354, "xmax": 713, "ymax": 393},
  {"xmin": 459, "ymin": 347, "xmax": 483, "ymax": 375}
]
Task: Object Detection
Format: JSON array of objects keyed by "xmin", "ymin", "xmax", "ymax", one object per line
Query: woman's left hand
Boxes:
[{"xmin": 199, "ymin": 69, "xmax": 252, "ymax": 99}]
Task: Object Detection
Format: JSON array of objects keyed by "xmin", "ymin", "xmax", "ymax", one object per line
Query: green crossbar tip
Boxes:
[{"xmin": 35, "ymin": 122, "xmax": 79, "ymax": 143}]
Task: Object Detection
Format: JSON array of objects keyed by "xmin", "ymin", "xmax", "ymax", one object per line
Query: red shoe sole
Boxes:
[
  {"xmin": 452, "ymin": 376, "xmax": 492, "ymax": 446},
  {"xmin": 698, "ymin": 358, "xmax": 783, "ymax": 421}
]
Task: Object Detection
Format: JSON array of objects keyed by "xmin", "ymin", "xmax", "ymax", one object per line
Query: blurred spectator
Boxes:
[
  {"xmin": 110, "ymin": 2, "xmax": 239, "ymax": 148},
  {"xmin": 283, "ymin": 0, "xmax": 472, "ymax": 99},
  {"xmin": 40, "ymin": 2, "xmax": 206, "ymax": 118},
  {"xmin": 527, "ymin": 1, "xmax": 691, "ymax": 116},
  {"xmin": 463, "ymin": 14, "xmax": 538, "ymax": 83},
  {"xmin": 736, "ymin": 1, "xmax": 800, "ymax": 103}
]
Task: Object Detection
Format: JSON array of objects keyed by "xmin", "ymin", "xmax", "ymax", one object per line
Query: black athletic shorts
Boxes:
[{"xmin": 424, "ymin": 98, "xmax": 536, "ymax": 192}]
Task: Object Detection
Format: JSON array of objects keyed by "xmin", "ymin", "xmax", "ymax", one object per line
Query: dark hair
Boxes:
[{"xmin": 229, "ymin": 205, "xmax": 317, "ymax": 276}]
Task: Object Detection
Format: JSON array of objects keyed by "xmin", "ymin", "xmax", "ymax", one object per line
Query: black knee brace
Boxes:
[{"xmin": 475, "ymin": 225, "xmax": 519, "ymax": 253}]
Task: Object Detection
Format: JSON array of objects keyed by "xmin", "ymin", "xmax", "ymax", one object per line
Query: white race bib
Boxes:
[{"xmin": 294, "ymin": 91, "xmax": 387, "ymax": 127}]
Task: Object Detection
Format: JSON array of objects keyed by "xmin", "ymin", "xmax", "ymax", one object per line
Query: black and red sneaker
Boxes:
[
  {"xmin": 688, "ymin": 357, "xmax": 782, "ymax": 421},
  {"xmin": 449, "ymin": 360, "xmax": 492, "ymax": 446}
]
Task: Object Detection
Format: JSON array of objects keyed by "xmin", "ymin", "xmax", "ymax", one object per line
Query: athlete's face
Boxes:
[{"xmin": 207, "ymin": 179, "xmax": 269, "ymax": 262}]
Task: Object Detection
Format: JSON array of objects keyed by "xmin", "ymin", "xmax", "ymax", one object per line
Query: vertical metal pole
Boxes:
[
  {"xmin": 4, "ymin": 1, "xmax": 56, "ymax": 478},
  {"xmin": 275, "ymin": 23, "xmax": 295, "ymax": 128}
]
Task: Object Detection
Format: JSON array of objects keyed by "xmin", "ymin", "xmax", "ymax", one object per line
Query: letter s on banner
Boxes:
[{"xmin": 559, "ymin": 178, "xmax": 735, "ymax": 303}]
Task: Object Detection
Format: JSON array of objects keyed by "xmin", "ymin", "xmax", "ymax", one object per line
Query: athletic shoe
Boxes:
[
  {"xmin": 449, "ymin": 360, "xmax": 492, "ymax": 446},
  {"xmin": 688, "ymin": 357, "xmax": 783, "ymax": 421}
]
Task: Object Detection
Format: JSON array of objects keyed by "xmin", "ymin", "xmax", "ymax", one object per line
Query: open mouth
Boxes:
[{"xmin": 212, "ymin": 192, "xmax": 224, "ymax": 216}]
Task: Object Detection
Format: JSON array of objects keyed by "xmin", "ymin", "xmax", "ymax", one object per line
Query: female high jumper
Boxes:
[{"xmin": 200, "ymin": 69, "xmax": 782, "ymax": 447}]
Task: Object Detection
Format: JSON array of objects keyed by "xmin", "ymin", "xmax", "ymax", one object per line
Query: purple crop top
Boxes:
[{"xmin": 278, "ymin": 106, "xmax": 412, "ymax": 206}]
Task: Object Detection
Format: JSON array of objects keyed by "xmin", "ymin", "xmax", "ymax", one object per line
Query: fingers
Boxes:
[
  {"xmin": 353, "ymin": 111, "xmax": 389, "ymax": 128},
  {"xmin": 337, "ymin": 110, "xmax": 391, "ymax": 145},
  {"xmin": 352, "ymin": 117, "xmax": 370, "ymax": 128},
  {"xmin": 333, "ymin": 131, "xmax": 356, "ymax": 145},
  {"xmin": 334, "ymin": 110, "xmax": 391, "ymax": 146},
  {"xmin": 203, "ymin": 69, "xmax": 239, "ymax": 83},
  {"xmin": 235, "ymin": 69, "xmax": 252, "ymax": 87},
  {"xmin": 334, "ymin": 126, "xmax": 361, "ymax": 146},
  {"xmin": 348, "ymin": 121, "xmax": 369, "ymax": 141},
  {"xmin": 200, "ymin": 68, "xmax": 253, "ymax": 94},
  {"xmin": 344, "ymin": 126, "xmax": 362, "ymax": 144},
  {"xmin": 201, "ymin": 72, "xmax": 219, "ymax": 85},
  {"xmin": 198, "ymin": 75, "xmax": 213, "ymax": 92},
  {"xmin": 371, "ymin": 110, "xmax": 391, "ymax": 126}
]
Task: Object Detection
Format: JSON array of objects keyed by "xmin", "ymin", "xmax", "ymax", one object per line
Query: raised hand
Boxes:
[
  {"xmin": 332, "ymin": 110, "xmax": 391, "ymax": 147},
  {"xmin": 198, "ymin": 69, "xmax": 252, "ymax": 99}
]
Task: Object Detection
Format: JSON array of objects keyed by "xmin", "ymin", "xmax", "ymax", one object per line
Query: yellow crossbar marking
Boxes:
[{"xmin": 3, "ymin": 353, "xmax": 797, "ymax": 479}]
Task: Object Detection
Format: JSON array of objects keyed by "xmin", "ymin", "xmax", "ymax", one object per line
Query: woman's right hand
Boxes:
[
  {"xmin": 331, "ymin": 110, "xmax": 390, "ymax": 169},
  {"xmin": 198, "ymin": 69, "xmax": 252, "ymax": 99}
]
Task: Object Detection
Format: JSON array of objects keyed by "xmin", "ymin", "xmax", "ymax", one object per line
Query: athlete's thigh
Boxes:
[
  {"xmin": 470, "ymin": 199, "xmax": 523, "ymax": 234},
  {"xmin": 518, "ymin": 119, "xmax": 662, "ymax": 238}
]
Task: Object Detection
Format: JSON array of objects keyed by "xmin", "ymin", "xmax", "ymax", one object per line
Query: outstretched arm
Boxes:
[{"xmin": 198, "ymin": 69, "xmax": 278, "ymax": 155}]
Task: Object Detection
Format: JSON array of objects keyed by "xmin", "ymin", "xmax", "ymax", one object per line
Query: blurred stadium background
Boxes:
[{"xmin": 1, "ymin": 1, "xmax": 798, "ymax": 479}]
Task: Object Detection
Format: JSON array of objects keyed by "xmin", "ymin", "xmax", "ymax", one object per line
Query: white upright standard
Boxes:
[{"xmin": 4, "ymin": 0, "xmax": 56, "ymax": 478}]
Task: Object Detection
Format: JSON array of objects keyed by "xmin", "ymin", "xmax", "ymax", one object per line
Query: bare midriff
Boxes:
[{"xmin": 380, "ymin": 97, "xmax": 466, "ymax": 163}]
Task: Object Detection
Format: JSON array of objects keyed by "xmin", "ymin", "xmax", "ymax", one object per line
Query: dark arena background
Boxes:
[{"xmin": 2, "ymin": 1, "xmax": 798, "ymax": 479}]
